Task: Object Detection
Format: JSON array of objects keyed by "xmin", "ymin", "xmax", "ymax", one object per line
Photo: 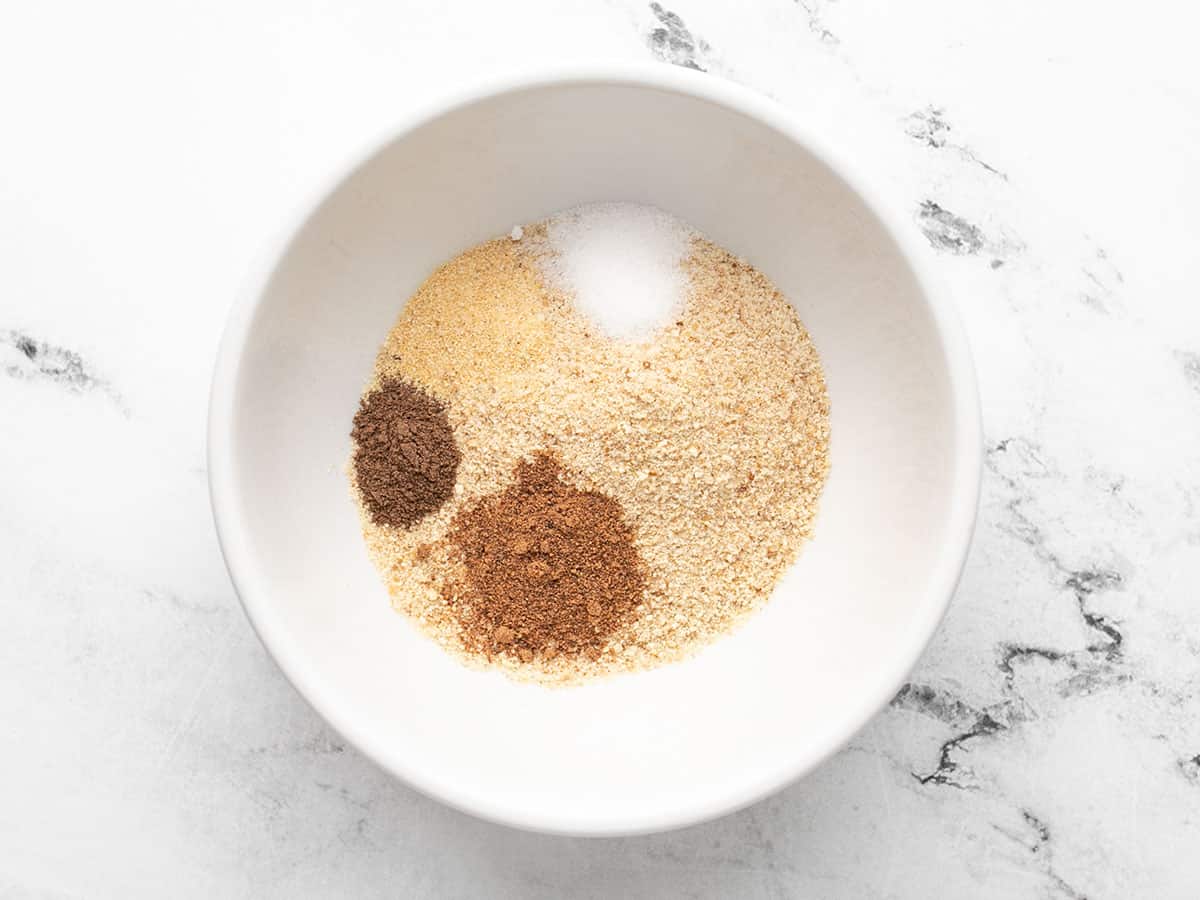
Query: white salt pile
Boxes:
[{"xmin": 542, "ymin": 202, "xmax": 693, "ymax": 340}]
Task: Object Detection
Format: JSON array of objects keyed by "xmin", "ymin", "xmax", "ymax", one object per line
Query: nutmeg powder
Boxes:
[{"xmin": 351, "ymin": 377, "xmax": 459, "ymax": 528}]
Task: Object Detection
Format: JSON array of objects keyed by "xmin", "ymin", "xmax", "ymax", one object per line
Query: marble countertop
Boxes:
[{"xmin": 3, "ymin": 1, "xmax": 1198, "ymax": 897}]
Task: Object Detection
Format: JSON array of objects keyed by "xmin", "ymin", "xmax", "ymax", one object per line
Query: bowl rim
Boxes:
[{"xmin": 208, "ymin": 62, "xmax": 983, "ymax": 837}]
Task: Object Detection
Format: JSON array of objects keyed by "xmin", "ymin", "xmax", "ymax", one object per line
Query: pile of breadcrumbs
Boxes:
[{"xmin": 351, "ymin": 206, "xmax": 830, "ymax": 684}]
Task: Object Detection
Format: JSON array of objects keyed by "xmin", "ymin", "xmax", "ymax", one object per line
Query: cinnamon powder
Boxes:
[{"xmin": 448, "ymin": 452, "xmax": 646, "ymax": 662}]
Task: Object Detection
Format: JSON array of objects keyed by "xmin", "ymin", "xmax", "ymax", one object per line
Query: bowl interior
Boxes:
[{"xmin": 214, "ymin": 75, "xmax": 977, "ymax": 834}]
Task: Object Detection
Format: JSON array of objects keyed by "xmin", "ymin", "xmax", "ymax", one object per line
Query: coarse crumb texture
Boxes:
[{"xmin": 353, "ymin": 219, "xmax": 830, "ymax": 685}]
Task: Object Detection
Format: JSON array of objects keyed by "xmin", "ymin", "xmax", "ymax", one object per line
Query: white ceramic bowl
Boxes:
[{"xmin": 209, "ymin": 65, "xmax": 981, "ymax": 836}]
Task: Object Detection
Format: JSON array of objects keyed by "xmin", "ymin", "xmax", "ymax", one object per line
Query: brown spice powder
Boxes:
[
  {"xmin": 351, "ymin": 377, "xmax": 460, "ymax": 528},
  {"xmin": 448, "ymin": 452, "xmax": 645, "ymax": 662}
]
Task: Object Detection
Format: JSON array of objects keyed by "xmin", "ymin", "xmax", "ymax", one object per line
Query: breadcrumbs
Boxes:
[{"xmin": 352, "ymin": 215, "xmax": 830, "ymax": 684}]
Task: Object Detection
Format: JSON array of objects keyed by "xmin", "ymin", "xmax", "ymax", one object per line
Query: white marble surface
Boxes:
[{"xmin": 3, "ymin": 1, "xmax": 1199, "ymax": 896}]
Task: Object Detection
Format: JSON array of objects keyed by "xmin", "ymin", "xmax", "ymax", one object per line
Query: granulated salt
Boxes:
[{"xmin": 541, "ymin": 202, "xmax": 692, "ymax": 340}]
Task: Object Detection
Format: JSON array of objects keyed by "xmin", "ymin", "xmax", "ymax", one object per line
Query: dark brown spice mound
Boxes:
[
  {"xmin": 448, "ymin": 452, "xmax": 646, "ymax": 662},
  {"xmin": 351, "ymin": 377, "xmax": 459, "ymax": 528}
]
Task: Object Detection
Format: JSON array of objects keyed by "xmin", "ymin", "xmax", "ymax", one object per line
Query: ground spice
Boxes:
[
  {"xmin": 351, "ymin": 377, "xmax": 459, "ymax": 528},
  {"xmin": 448, "ymin": 452, "xmax": 645, "ymax": 662},
  {"xmin": 371, "ymin": 232, "xmax": 557, "ymax": 402}
]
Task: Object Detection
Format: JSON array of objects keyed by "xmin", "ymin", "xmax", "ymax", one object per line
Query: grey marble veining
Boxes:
[{"xmin": 2, "ymin": 0, "xmax": 1198, "ymax": 897}]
